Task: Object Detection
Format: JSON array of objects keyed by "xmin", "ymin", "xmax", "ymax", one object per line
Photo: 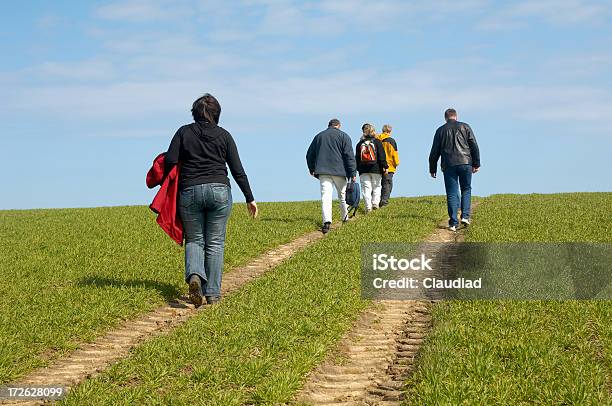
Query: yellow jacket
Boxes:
[{"xmin": 377, "ymin": 133, "xmax": 400, "ymax": 173}]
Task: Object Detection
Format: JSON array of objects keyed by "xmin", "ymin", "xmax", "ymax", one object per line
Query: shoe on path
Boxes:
[
  {"xmin": 206, "ymin": 296, "xmax": 221, "ymax": 305},
  {"xmin": 449, "ymin": 225, "xmax": 458, "ymax": 232},
  {"xmin": 461, "ymin": 218, "xmax": 471, "ymax": 227},
  {"xmin": 188, "ymin": 275, "xmax": 204, "ymax": 308},
  {"xmin": 321, "ymin": 222, "xmax": 331, "ymax": 234}
]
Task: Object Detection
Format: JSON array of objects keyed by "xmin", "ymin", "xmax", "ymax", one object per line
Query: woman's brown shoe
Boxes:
[{"xmin": 188, "ymin": 275, "xmax": 203, "ymax": 308}]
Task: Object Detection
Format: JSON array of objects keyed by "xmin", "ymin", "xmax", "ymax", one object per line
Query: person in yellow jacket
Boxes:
[{"xmin": 377, "ymin": 124, "xmax": 400, "ymax": 206}]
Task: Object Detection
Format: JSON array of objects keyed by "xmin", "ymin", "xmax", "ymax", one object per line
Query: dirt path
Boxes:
[
  {"xmin": 295, "ymin": 222, "xmax": 468, "ymax": 405},
  {"xmin": 2, "ymin": 227, "xmax": 330, "ymax": 406}
]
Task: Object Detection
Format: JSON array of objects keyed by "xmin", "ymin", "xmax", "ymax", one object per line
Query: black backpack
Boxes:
[{"xmin": 344, "ymin": 179, "xmax": 361, "ymax": 221}]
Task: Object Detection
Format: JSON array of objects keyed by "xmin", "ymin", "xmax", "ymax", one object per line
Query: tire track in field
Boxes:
[
  {"xmin": 295, "ymin": 218, "xmax": 470, "ymax": 405},
  {"xmin": 1, "ymin": 226, "xmax": 335, "ymax": 406}
]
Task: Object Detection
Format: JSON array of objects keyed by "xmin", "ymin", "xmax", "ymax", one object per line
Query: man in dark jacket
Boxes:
[
  {"xmin": 306, "ymin": 118, "xmax": 357, "ymax": 233},
  {"xmin": 429, "ymin": 108, "xmax": 481, "ymax": 231}
]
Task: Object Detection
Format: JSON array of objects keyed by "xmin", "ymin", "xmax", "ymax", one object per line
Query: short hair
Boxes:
[
  {"xmin": 328, "ymin": 118, "xmax": 341, "ymax": 127},
  {"xmin": 444, "ymin": 108, "xmax": 457, "ymax": 120},
  {"xmin": 382, "ymin": 124, "xmax": 392, "ymax": 133},
  {"xmin": 192, "ymin": 93, "xmax": 221, "ymax": 124},
  {"xmin": 362, "ymin": 123, "xmax": 376, "ymax": 138}
]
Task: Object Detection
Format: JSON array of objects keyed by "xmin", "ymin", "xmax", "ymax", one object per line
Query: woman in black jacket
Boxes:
[
  {"xmin": 165, "ymin": 94, "xmax": 258, "ymax": 306},
  {"xmin": 355, "ymin": 123, "xmax": 388, "ymax": 212}
]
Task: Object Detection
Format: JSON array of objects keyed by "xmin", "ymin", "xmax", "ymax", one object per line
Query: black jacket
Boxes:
[
  {"xmin": 429, "ymin": 119, "xmax": 480, "ymax": 173},
  {"xmin": 355, "ymin": 137, "xmax": 388, "ymax": 175},
  {"xmin": 165, "ymin": 121, "xmax": 254, "ymax": 202},
  {"xmin": 306, "ymin": 127, "xmax": 357, "ymax": 178}
]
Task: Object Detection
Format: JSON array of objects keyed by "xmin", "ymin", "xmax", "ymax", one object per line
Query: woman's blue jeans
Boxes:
[{"xmin": 178, "ymin": 183, "xmax": 232, "ymax": 297}]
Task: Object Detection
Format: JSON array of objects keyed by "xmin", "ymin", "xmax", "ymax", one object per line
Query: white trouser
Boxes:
[
  {"xmin": 360, "ymin": 173, "xmax": 382, "ymax": 210},
  {"xmin": 319, "ymin": 175, "xmax": 348, "ymax": 224}
]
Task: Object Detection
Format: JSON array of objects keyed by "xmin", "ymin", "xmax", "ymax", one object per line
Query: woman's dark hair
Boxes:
[{"xmin": 191, "ymin": 93, "xmax": 221, "ymax": 124}]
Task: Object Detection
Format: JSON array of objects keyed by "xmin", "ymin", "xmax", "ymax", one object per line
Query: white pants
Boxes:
[
  {"xmin": 360, "ymin": 173, "xmax": 382, "ymax": 211},
  {"xmin": 319, "ymin": 175, "xmax": 348, "ymax": 224}
]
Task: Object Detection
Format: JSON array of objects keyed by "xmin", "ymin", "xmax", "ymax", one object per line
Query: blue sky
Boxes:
[{"xmin": 1, "ymin": 0, "xmax": 611, "ymax": 209}]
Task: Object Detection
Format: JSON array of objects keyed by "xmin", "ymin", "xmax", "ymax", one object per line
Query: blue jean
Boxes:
[
  {"xmin": 443, "ymin": 164, "xmax": 472, "ymax": 226},
  {"xmin": 178, "ymin": 183, "xmax": 232, "ymax": 297}
]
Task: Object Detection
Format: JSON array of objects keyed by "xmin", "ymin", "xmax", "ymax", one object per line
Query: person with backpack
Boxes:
[
  {"xmin": 306, "ymin": 118, "xmax": 357, "ymax": 234},
  {"xmin": 378, "ymin": 124, "xmax": 400, "ymax": 207},
  {"xmin": 356, "ymin": 123, "xmax": 388, "ymax": 212},
  {"xmin": 428, "ymin": 108, "xmax": 481, "ymax": 231}
]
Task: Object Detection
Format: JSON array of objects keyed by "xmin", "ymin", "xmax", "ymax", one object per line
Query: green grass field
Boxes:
[
  {"xmin": 0, "ymin": 201, "xmax": 321, "ymax": 383},
  {"xmin": 59, "ymin": 197, "xmax": 446, "ymax": 405},
  {"xmin": 404, "ymin": 193, "xmax": 612, "ymax": 405},
  {"xmin": 1, "ymin": 193, "xmax": 610, "ymax": 405}
]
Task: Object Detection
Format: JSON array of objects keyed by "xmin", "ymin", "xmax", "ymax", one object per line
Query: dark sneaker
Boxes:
[
  {"xmin": 461, "ymin": 218, "xmax": 471, "ymax": 227},
  {"xmin": 321, "ymin": 222, "xmax": 331, "ymax": 234},
  {"xmin": 206, "ymin": 296, "xmax": 221, "ymax": 305},
  {"xmin": 188, "ymin": 275, "xmax": 203, "ymax": 308}
]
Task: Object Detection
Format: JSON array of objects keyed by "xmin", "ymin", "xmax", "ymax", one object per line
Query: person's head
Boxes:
[
  {"xmin": 192, "ymin": 93, "xmax": 221, "ymax": 124},
  {"xmin": 362, "ymin": 123, "xmax": 376, "ymax": 138},
  {"xmin": 444, "ymin": 108, "xmax": 458, "ymax": 122},
  {"xmin": 382, "ymin": 124, "xmax": 392, "ymax": 134},
  {"xmin": 328, "ymin": 118, "xmax": 341, "ymax": 129}
]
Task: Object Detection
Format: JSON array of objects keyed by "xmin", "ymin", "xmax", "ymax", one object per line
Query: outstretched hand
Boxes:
[{"xmin": 247, "ymin": 201, "xmax": 258, "ymax": 218}]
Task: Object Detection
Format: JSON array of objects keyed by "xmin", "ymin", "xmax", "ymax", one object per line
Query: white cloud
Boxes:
[
  {"xmin": 3, "ymin": 0, "xmax": 610, "ymax": 137},
  {"xmin": 32, "ymin": 59, "xmax": 116, "ymax": 81},
  {"xmin": 540, "ymin": 53, "xmax": 612, "ymax": 78},
  {"xmin": 10, "ymin": 81, "xmax": 197, "ymax": 119},
  {"xmin": 317, "ymin": 0, "xmax": 488, "ymax": 23},
  {"xmin": 8, "ymin": 63, "xmax": 612, "ymax": 134},
  {"xmin": 213, "ymin": 0, "xmax": 488, "ymax": 39},
  {"xmin": 36, "ymin": 14, "xmax": 63, "ymax": 29},
  {"xmin": 85, "ymin": 129, "xmax": 171, "ymax": 138},
  {"xmin": 100, "ymin": 32, "xmax": 201, "ymax": 54},
  {"xmin": 95, "ymin": 0, "xmax": 188, "ymax": 22},
  {"xmin": 478, "ymin": 0, "xmax": 609, "ymax": 30}
]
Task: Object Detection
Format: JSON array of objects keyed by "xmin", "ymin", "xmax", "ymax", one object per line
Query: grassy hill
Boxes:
[
  {"xmin": 1, "ymin": 193, "xmax": 610, "ymax": 405},
  {"xmin": 57, "ymin": 196, "xmax": 447, "ymax": 405},
  {"xmin": 405, "ymin": 193, "xmax": 612, "ymax": 405},
  {"xmin": 0, "ymin": 201, "xmax": 322, "ymax": 382}
]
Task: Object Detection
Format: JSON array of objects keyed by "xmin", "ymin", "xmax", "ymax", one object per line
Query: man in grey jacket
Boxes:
[
  {"xmin": 307, "ymin": 118, "xmax": 357, "ymax": 233},
  {"xmin": 429, "ymin": 108, "xmax": 481, "ymax": 232}
]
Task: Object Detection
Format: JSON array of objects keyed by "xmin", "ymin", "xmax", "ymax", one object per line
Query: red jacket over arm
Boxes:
[{"xmin": 146, "ymin": 153, "xmax": 183, "ymax": 245}]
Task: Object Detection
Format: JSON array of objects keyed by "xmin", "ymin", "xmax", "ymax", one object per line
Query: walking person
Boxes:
[
  {"xmin": 306, "ymin": 118, "xmax": 357, "ymax": 234},
  {"xmin": 378, "ymin": 124, "xmax": 400, "ymax": 207},
  {"xmin": 428, "ymin": 108, "xmax": 480, "ymax": 231},
  {"xmin": 356, "ymin": 123, "xmax": 388, "ymax": 212},
  {"xmin": 165, "ymin": 93, "xmax": 258, "ymax": 307}
]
